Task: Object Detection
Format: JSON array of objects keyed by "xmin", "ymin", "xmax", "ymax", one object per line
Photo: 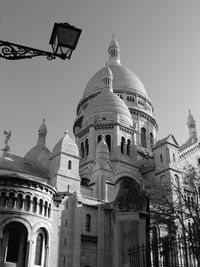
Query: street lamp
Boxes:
[{"xmin": 0, "ymin": 23, "xmax": 82, "ymax": 60}]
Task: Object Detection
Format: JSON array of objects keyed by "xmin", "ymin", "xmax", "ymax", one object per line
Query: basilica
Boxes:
[{"xmin": 0, "ymin": 36, "xmax": 199, "ymax": 267}]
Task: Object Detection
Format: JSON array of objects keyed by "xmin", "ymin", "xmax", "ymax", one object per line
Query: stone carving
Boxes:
[{"xmin": 1, "ymin": 130, "xmax": 11, "ymax": 154}]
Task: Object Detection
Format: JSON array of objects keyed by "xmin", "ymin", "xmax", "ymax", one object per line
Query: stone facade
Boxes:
[{"xmin": 1, "ymin": 36, "xmax": 197, "ymax": 267}]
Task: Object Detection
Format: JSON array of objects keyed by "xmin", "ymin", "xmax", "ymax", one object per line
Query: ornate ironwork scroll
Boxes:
[{"xmin": 0, "ymin": 41, "xmax": 64, "ymax": 60}]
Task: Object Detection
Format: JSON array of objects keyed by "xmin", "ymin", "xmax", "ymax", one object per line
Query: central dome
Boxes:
[
  {"xmin": 83, "ymin": 64, "xmax": 147, "ymax": 99},
  {"xmin": 82, "ymin": 35, "xmax": 147, "ymax": 99}
]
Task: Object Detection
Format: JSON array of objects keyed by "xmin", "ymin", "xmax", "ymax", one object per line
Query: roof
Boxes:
[
  {"xmin": 179, "ymin": 137, "xmax": 198, "ymax": 152},
  {"xmin": 153, "ymin": 134, "xmax": 179, "ymax": 149},
  {"xmin": 52, "ymin": 131, "xmax": 79, "ymax": 157},
  {"xmin": 83, "ymin": 64, "xmax": 147, "ymax": 99},
  {"xmin": 0, "ymin": 153, "xmax": 49, "ymax": 178}
]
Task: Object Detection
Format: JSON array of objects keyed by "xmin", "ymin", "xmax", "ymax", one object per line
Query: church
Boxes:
[{"xmin": 0, "ymin": 36, "xmax": 199, "ymax": 267}]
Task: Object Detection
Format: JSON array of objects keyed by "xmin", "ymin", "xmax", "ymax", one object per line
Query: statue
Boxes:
[{"xmin": 1, "ymin": 130, "xmax": 11, "ymax": 155}]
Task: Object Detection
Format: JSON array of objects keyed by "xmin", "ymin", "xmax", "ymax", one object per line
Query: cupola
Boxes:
[
  {"xmin": 107, "ymin": 34, "xmax": 121, "ymax": 65},
  {"xmin": 25, "ymin": 119, "xmax": 51, "ymax": 168}
]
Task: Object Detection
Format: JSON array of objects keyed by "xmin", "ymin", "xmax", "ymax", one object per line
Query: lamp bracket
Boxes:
[{"xmin": 0, "ymin": 40, "xmax": 71, "ymax": 60}]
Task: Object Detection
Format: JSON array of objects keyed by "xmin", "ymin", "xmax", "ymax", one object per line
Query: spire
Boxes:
[
  {"xmin": 187, "ymin": 110, "xmax": 197, "ymax": 141},
  {"xmin": 107, "ymin": 34, "xmax": 121, "ymax": 65},
  {"xmin": 187, "ymin": 109, "xmax": 196, "ymax": 127},
  {"xmin": 96, "ymin": 136, "xmax": 110, "ymax": 161},
  {"xmin": 102, "ymin": 64, "xmax": 113, "ymax": 91},
  {"xmin": 37, "ymin": 118, "xmax": 47, "ymax": 145}
]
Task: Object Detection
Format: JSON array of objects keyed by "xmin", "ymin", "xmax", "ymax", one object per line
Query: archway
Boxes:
[
  {"xmin": 2, "ymin": 221, "xmax": 28, "ymax": 267},
  {"xmin": 115, "ymin": 177, "xmax": 147, "ymax": 211}
]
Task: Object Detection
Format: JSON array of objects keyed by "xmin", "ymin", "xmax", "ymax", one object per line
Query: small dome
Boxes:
[
  {"xmin": 52, "ymin": 131, "xmax": 79, "ymax": 157},
  {"xmin": 25, "ymin": 119, "xmax": 50, "ymax": 167},
  {"xmin": 103, "ymin": 64, "xmax": 113, "ymax": 80},
  {"xmin": 83, "ymin": 76, "xmax": 133, "ymax": 128}
]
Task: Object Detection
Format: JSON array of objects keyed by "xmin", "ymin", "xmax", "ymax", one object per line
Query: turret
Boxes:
[
  {"xmin": 25, "ymin": 119, "xmax": 51, "ymax": 168},
  {"xmin": 187, "ymin": 110, "xmax": 197, "ymax": 142},
  {"xmin": 38, "ymin": 118, "xmax": 47, "ymax": 145},
  {"xmin": 107, "ymin": 34, "xmax": 121, "ymax": 65}
]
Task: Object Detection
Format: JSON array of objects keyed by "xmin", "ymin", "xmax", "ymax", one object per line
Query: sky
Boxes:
[{"xmin": 0, "ymin": 0, "xmax": 200, "ymax": 157}]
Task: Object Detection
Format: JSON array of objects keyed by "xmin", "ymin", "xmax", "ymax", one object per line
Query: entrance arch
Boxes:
[{"xmin": 2, "ymin": 222, "xmax": 28, "ymax": 267}]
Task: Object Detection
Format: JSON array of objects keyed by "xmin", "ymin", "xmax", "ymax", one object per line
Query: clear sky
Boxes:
[{"xmin": 1, "ymin": 0, "xmax": 200, "ymax": 156}]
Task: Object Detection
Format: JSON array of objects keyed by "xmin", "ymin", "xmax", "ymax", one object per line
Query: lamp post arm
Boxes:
[{"xmin": 0, "ymin": 40, "xmax": 66, "ymax": 60}]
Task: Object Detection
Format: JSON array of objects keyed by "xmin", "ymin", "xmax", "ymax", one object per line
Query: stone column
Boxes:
[
  {"xmin": 26, "ymin": 240, "xmax": 34, "ymax": 267},
  {"xmin": 72, "ymin": 199, "xmax": 81, "ymax": 267},
  {"xmin": 0, "ymin": 237, "xmax": 4, "ymax": 266},
  {"xmin": 44, "ymin": 245, "xmax": 49, "ymax": 267},
  {"xmin": 97, "ymin": 207, "xmax": 104, "ymax": 267}
]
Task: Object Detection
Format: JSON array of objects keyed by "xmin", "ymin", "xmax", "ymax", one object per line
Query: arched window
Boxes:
[
  {"xmin": 7, "ymin": 192, "xmax": 14, "ymax": 209},
  {"xmin": 121, "ymin": 137, "xmax": 125, "ymax": 154},
  {"xmin": 16, "ymin": 193, "xmax": 23, "ymax": 210},
  {"xmin": 86, "ymin": 214, "xmax": 91, "ymax": 232},
  {"xmin": 141, "ymin": 127, "xmax": 147, "ymax": 148},
  {"xmin": 39, "ymin": 199, "xmax": 43, "ymax": 215},
  {"xmin": 6, "ymin": 227, "xmax": 21, "ymax": 262},
  {"xmin": 97, "ymin": 135, "xmax": 102, "ymax": 143},
  {"xmin": 33, "ymin": 197, "xmax": 37, "ymax": 213},
  {"xmin": 48, "ymin": 203, "xmax": 51, "ymax": 218},
  {"xmin": 0, "ymin": 191, "xmax": 6, "ymax": 207},
  {"xmin": 160, "ymin": 175, "xmax": 166, "ymax": 184},
  {"xmin": 35, "ymin": 233, "xmax": 44, "ymax": 265},
  {"xmin": 175, "ymin": 175, "xmax": 180, "ymax": 189},
  {"xmin": 85, "ymin": 139, "xmax": 89, "ymax": 156},
  {"xmin": 44, "ymin": 201, "xmax": 48, "ymax": 217},
  {"xmin": 81, "ymin": 142, "xmax": 84, "ymax": 158},
  {"xmin": 24, "ymin": 195, "xmax": 30, "ymax": 211},
  {"xmin": 105, "ymin": 135, "xmax": 111, "ymax": 152},
  {"xmin": 68, "ymin": 160, "xmax": 72, "ymax": 169},
  {"xmin": 3, "ymin": 222, "xmax": 28, "ymax": 265},
  {"xmin": 150, "ymin": 132, "xmax": 154, "ymax": 148},
  {"xmin": 127, "ymin": 139, "xmax": 131, "ymax": 156},
  {"xmin": 166, "ymin": 148, "xmax": 170, "ymax": 163}
]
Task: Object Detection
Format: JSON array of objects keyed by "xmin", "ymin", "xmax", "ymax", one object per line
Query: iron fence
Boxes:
[{"xmin": 128, "ymin": 236, "xmax": 200, "ymax": 267}]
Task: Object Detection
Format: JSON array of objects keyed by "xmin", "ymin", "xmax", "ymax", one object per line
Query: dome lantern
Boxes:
[
  {"xmin": 107, "ymin": 34, "xmax": 121, "ymax": 66},
  {"xmin": 102, "ymin": 64, "xmax": 113, "ymax": 91},
  {"xmin": 38, "ymin": 118, "xmax": 47, "ymax": 145}
]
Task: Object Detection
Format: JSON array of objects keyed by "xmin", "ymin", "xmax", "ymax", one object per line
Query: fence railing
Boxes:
[{"xmin": 128, "ymin": 236, "xmax": 200, "ymax": 267}]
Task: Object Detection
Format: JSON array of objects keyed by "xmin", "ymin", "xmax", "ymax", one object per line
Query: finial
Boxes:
[
  {"xmin": 43, "ymin": 118, "xmax": 45, "ymax": 124},
  {"xmin": 1, "ymin": 130, "xmax": 11, "ymax": 155},
  {"xmin": 187, "ymin": 109, "xmax": 196, "ymax": 126},
  {"xmin": 64, "ymin": 130, "xmax": 69, "ymax": 135}
]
